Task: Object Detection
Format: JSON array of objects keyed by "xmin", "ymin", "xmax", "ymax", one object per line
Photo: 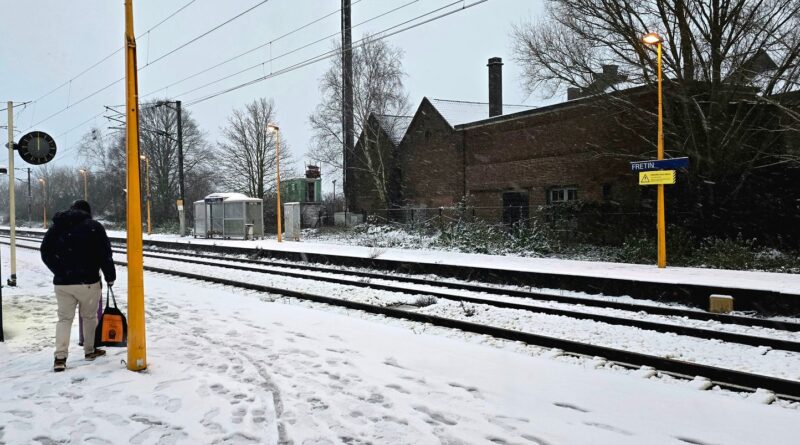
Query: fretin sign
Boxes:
[{"xmin": 630, "ymin": 157, "xmax": 689, "ymax": 172}]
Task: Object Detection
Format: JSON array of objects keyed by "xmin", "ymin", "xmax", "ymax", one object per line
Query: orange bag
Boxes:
[{"xmin": 95, "ymin": 287, "xmax": 127, "ymax": 347}]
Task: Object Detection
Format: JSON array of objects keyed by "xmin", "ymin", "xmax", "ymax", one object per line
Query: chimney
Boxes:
[
  {"xmin": 487, "ymin": 57, "xmax": 503, "ymax": 117},
  {"xmin": 567, "ymin": 87, "xmax": 581, "ymax": 100}
]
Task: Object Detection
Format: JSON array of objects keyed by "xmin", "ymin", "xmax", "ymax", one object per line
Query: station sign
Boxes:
[
  {"xmin": 204, "ymin": 197, "xmax": 224, "ymax": 204},
  {"xmin": 639, "ymin": 170, "xmax": 676, "ymax": 185},
  {"xmin": 630, "ymin": 157, "xmax": 688, "ymax": 172}
]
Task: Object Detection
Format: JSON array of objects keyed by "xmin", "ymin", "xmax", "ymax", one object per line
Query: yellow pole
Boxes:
[
  {"xmin": 125, "ymin": 0, "xmax": 147, "ymax": 372},
  {"xmin": 276, "ymin": 129, "xmax": 283, "ymax": 242},
  {"xmin": 656, "ymin": 41, "xmax": 666, "ymax": 268},
  {"xmin": 80, "ymin": 170, "xmax": 88, "ymax": 201},
  {"xmin": 145, "ymin": 157, "xmax": 151, "ymax": 235},
  {"xmin": 39, "ymin": 179, "xmax": 47, "ymax": 229}
]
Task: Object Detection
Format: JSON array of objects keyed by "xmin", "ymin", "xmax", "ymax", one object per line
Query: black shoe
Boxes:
[
  {"xmin": 78, "ymin": 341, "xmax": 84, "ymax": 347},
  {"xmin": 54, "ymin": 358, "xmax": 66, "ymax": 372},
  {"xmin": 85, "ymin": 349, "xmax": 106, "ymax": 361}
]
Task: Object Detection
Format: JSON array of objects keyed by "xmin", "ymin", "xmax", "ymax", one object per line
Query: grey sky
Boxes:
[{"xmin": 1, "ymin": 0, "xmax": 544, "ymax": 193}]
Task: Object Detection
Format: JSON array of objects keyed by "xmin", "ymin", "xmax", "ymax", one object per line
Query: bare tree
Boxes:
[
  {"xmin": 307, "ymin": 34, "xmax": 410, "ymax": 206},
  {"xmin": 511, "ymin": 0, "xmax": 800, "ymax": 241},
  {"xmin": 216, "ymin": 98, "xmax": 295, "ymax": 199},
  {"xmin": 139, "ymin": 101, "xmax": 214, "ymax": 228}
]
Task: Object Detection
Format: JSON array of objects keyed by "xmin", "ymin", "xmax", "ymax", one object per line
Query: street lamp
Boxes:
[
  {"xmin": 38, "ymin": 178, "xmax": 47, "ymax": 229},
  {"xmin": 643, "ymin": 31, "xmax": 666, "ymax": 268},
  {"xmin": 267, "ymin": 123, "xmax": 282, "ymax": 242},
  {"xmin": 140, "ymin": 155, "xmax": 151, "ymax": 235},
  {"xmin": 78, "ymin": 169, "xmax": 88, "ymax": 201}
]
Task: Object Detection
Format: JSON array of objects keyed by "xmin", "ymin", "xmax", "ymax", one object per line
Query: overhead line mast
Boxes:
[{"xmin": 341, "ymin": 0, "xmax": 354, "ymax": 220}]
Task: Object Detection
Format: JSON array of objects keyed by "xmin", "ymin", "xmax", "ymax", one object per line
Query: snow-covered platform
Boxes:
[{"xmin": 1, "ymin": 241, "xmax": 799, "ymax": 444}]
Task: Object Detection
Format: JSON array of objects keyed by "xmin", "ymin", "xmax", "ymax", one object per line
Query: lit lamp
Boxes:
[
  {"xmin": 38, "ymin": 178, "xmax": 47, "ymax": 229},
  {"xmin": 267, "ymin": 123, "xmax": 282, "ymax": 242},
  {"xmin": 78, "ymin": 169, "xmax": 89, "ymax": 201},
  {"xmin": 642, "ymin": 31, "xmax": 666, "ymax": 268},
  {"xmin": 140, "ymin": 155, "xmax": 151, "ymax": 235}
]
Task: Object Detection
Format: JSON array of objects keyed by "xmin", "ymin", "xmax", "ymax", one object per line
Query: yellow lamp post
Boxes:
[
  {"xmin": 267, "ymin": 123, "xmax": 283, "ymax": 242},
  {"xmin": 38, "ymin": 178, "xmax": 47, "ymax": 229},
  {"xmin": 78, "ymin": 169, "xmax": 88, "ymax": 201},
  {"xmin": 140, "ymin": 155, "xmax": 151, "ymax": 235},
  {"xmin": 643, "ymin": 31, "xmax": 667, "ymax": 269}
]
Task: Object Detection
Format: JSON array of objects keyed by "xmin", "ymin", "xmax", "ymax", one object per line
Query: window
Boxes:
[
  {"xmin": 502, "ymin": 191, "xmax": 529, "ymax": 225},
  {"xmin": 602, "ymin": 183, "xmax": 612, "ymax": 201},
  {"xmin": 548, "ymin": 186, "xmax": 577, "ymax": 204},
  {"xmin": 307, "ymin": 181, "xmax": 316, "ymax": 202}
]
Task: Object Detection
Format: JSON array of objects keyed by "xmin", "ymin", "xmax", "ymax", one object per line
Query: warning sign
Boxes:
[{"xmin": 639, "ymin": 170, "xmax": 676, "ymax": 185}]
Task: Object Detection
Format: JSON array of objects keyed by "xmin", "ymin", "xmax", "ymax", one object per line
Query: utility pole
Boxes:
[
  {"xmin": 176, "ymin": 100, "xmax": 185, "ymax": 236},
  {"xmin": 7, "ymin": 101, "xmax": 17, "ymax": 286},
  {"xmin": 341, "ymin": 0, "xmax": 353, "ymax": 226},
  {"xmin": 125, "ymin": 0, "xmax": 147, "ymax": 372},
  {"xmin": 26, "ymin": 168, "xmax": 31, "ymax": 224}
]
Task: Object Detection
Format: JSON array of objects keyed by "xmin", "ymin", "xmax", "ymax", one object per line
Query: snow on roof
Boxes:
[
  {"xmin": 198, "ymin": 192, "xmax": 262, "ymax": 203},
  {"xmin": 374, "ymin": 114, "xmax": 413, "ymax": 145},
  {"xmin": 429, "ymin": 98, "xmax": 536, "ymax": 126}
]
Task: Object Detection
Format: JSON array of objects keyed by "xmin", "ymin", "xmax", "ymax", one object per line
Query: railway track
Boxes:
[
  {"xmin": 5, "ymin": 227, "xmax": 798, "ymax": 314},
  {"xmin": 5, "ymin": 236, "xmax": 800, "ymax": 402}
]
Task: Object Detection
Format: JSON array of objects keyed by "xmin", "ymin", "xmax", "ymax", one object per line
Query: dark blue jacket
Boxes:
[{"xmin": 40, "ymin": 209, "xmax": 116, "ymax": 285}]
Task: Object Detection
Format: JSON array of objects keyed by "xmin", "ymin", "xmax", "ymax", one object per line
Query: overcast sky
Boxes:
[{"xmin": 1, "ymin": 0, "xmax": 545, "ymax": 193}]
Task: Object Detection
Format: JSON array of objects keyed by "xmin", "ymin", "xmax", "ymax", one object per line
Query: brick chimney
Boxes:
[{"xmin": 487, "ymin": 57, "xmax": 503, "ymax": 117}]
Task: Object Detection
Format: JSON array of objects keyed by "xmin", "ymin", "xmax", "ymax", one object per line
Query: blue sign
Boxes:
[
  {"xmin": 630, "ymin": 157, "xmax": 689, "ymax": 172},
  {"xmin": 204, "ymin": 197, "xmax": 224, "ymax": 204}
]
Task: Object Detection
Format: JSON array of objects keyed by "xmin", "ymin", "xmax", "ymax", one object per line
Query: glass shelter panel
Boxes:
[{"xmin": 194, "ymin": 202, "xmax": 206, "ymax": 235}]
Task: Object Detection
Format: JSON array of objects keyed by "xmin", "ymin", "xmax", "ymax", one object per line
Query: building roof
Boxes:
[
  {"xmin": 428, "ymin": 98, "xmax": 536, "ymax": 127},
  {"xmin": 196, "ymin": 192, "xmax": 262, "ymax": 204},
  {"xmin": 374, "ymin": 114, "xmax": 414, "ymax": 145}
]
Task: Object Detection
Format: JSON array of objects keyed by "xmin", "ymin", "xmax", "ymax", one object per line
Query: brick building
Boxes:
[
  {"xmin": 347, "ymin": 57, "xmax": 656, "ymax": 223},
  {"xmin": 348, "ymin": 56, "xmax": 799, "ymax": 220}
]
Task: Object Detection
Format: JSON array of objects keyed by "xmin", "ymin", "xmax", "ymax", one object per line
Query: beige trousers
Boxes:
[{"xmin": 55, "ymin": 281, "xmax": 102, "ymax": 359}]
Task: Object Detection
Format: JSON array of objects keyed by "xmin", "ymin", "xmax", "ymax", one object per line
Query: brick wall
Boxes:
[{"xmin": 399, "ymin": 99, "xmax": 464, "ymax": 208}]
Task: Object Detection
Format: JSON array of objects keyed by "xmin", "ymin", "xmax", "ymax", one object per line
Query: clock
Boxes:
[{"xmin": 17, "ymin": 131, "xmax": 57, "ymax": 165}]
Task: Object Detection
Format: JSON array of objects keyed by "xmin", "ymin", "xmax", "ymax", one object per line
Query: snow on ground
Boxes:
[{"xmin": 2, "ymin": 245, "xmax": 800, "ymax": 444}]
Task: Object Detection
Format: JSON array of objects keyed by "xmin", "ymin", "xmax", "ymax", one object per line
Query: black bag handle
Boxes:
[{"xmin": 106, "ymin": 286, "xmax": 119, "ymax": 309}]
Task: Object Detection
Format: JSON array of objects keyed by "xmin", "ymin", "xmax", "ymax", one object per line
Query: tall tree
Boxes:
[
  {"xmin": 216, "ymin": 98, "xmax": 294, "ymax": 200},
  {"xmin": 511, "ymin": 0, "xmax": 800, "ymax": 241},
  {"xmin": 138, "ymin": 101, "xmax": 213, "ymax": 228},
  {"xmin": 308, "ymin": 34, "xmax": 410, "ymax": 206}
]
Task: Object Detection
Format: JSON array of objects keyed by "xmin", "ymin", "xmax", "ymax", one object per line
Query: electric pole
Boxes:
[
  {"xmin": 341, "ymin": 0, "xmax": 354, "ymax": 225},
  {"xmin": 27, "ymin": 168, "xmax": 31, "ymax": 224},
  {"xmin": 176, "ymin": 100, "xmax": 185, "ymax": 236}
]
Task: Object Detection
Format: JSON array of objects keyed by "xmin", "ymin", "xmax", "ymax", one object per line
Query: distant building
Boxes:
[{"xmin": 281, "ymin": 165, "xmax": 324, "ymax": 228}]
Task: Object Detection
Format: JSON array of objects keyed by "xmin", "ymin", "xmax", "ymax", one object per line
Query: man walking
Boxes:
[{"xmin": 41, "ymin": 200, "xmax": 116, "ymax": 372}]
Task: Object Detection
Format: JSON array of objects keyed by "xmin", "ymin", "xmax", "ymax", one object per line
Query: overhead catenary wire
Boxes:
[
  {"xmin": 26, "ymin": 0, "xmax": 488, "ymax": 153},
  {"xmin": 23, "ymin": 0, "xmax": 270, "ymax": 132},
  {"xmin": 44, "ymin": 0, "xmax": 403, "ymax": 140},
  {"xmin": 185, "ymin": 0, "xmax": 488, "ymax": 107},
  {"xmin": 178, "ymin": 0, "xmax": 464, "ymax": 102},
  {"xmin": 29, "ymin": 0, "xmax": 199, "ymax": 106},
  {"xmin": 139, "ymin": 0, "xmax": 386, "ymax": 99}
]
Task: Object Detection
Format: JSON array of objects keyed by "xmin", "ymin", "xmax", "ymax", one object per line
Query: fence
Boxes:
[{"xmin": 359, "ymin": 204, "xmax": 671, "ymax": 246}]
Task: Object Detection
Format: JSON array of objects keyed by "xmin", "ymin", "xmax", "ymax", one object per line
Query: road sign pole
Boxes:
[
  {"xmin": 656, "ymin": 41, "xmax": 666, "ymax": 269},
  {"xmin": 7, "ymin": 102, "xmax": 17, "ymax": 286},
  {"xmin": 125, "ymin": 0, "xmax": 147, "ymax": 372}
]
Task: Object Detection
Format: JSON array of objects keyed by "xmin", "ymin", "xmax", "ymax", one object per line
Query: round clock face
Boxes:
[{"xmin": 18, "ymin": 131, "xmax": 57, "ymax": 165}]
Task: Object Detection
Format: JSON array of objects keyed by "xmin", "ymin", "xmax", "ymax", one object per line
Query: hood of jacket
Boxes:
[{"xmin": 52, "ymin": 209, "xmax": 91, "ymax": 229}]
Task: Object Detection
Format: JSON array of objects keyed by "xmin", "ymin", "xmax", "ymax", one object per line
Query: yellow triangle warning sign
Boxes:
[{"xmin": 641, "ymin": 174, "xmax": 650, "ymax": 183}]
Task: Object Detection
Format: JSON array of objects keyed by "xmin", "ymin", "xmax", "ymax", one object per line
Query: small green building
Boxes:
[
  {"xmin": 281, "ymin": 177, "xmax": 321, "ymax": 203},
  {"xmin": 280, "ymin": 166, "xmax": 325, "ymax": 228}
]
